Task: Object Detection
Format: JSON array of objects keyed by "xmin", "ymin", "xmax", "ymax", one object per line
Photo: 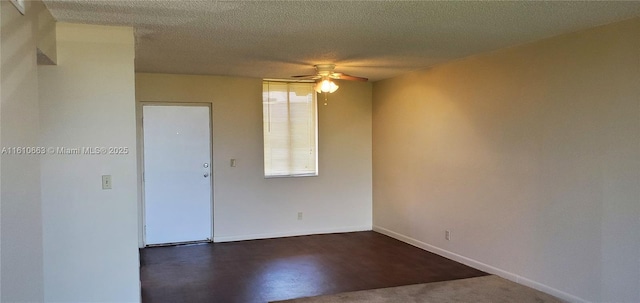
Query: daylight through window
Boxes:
[{"xmin": 263, "ymin": 81, "xmax": 318, "ymax": 177}]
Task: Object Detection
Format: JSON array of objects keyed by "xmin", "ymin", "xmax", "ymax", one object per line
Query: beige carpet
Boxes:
[{"xmin": 272, "ymin": 275, "xmax": 565, "ymax": 303}]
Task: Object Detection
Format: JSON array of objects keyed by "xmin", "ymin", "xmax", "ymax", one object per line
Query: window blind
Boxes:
[{"xmin": 263, "ymin": 82, "xmax": 318, "ymax": 177}]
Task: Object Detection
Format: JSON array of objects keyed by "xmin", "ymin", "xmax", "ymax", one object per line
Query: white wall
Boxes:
[
  {"xmin": 38, "ymin": 23, "xmax": 140, "ymax": 302},
  {"xmin": 136, "ymin": 74, "xmax": 372, "ymax": 244},
  {"xmin": 372, "ymin": 18, "xmax": 640, "ymax": 303},
  {"xmin": 0, "ymin": 1, "xmax": 47, "ymax": 301}
]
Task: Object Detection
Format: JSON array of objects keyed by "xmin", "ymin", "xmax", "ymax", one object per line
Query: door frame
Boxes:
[{"xmin": 137, "ymin": 102, "xmax": 214, "ymax": 247}]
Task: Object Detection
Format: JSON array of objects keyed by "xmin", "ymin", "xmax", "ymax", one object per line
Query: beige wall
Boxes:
[
  {"xmin": 0, "ymin": 0, "xmax": 46, "ymax": 300},
  {"xmin": 39, "ymin": 23, "xmax": 140, "ymax": 302},
  {"xmin": 35, "ymin": 0, "xmax": 56, "ymax": 65},
  {"xmin": 136, "ymin": 73, "xmax": 372, "ymax": 244},
  {"xmin": 372, "ymin": 18, "xmax": 640, "ymax": 303}
]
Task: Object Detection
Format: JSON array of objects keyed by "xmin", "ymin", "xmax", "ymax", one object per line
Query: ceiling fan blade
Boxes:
[
  {"xmin": 291, "ymin": 75, "xmax": 318, "ymax": 79},
  {"xmin": 331, "ymin": 73, "xmax": 368, "ymax": 82}
]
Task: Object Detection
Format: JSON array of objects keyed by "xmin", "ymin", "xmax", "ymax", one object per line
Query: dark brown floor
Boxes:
[{"xmin": 140, "ymin": 231, "xmax": 487, "ymax": 303}]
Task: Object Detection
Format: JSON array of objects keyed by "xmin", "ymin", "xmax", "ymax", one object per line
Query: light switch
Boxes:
[
  {"xmin": 102, "ymin": 175, "xmax": 112, "ymax": 189},
  {"xmin": 230, "ymin": 159, "xmax": 237, "ymax": 167}
]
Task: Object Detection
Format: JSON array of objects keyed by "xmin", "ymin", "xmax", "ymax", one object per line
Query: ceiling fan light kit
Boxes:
[{"xmin": 315, "ymin": 78, "xmax": 339, "ymax": 93}]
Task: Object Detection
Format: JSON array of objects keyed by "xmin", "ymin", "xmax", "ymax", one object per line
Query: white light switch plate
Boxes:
[{"xmin": 102, "ymin": 175, "xmax": 112, "ymax": 189}]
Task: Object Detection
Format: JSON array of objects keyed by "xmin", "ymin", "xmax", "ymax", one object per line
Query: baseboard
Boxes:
[
  {"xmin": 373, "ymin": 225, "xmax": 589, "ymax": 303},
  {"xmin": 213, "ymin": 225, "xmax": 372, "ymax": 243}
]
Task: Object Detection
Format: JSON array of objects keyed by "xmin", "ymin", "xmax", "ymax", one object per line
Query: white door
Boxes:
[{"xmin": 143, "ymin": 105, "xmax": 212, "ymax": 245}]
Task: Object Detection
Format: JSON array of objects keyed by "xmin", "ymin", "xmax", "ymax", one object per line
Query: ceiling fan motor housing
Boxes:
[{"xmin": 315, "ymin": 64, "xmax": 336, "ymax": 77}]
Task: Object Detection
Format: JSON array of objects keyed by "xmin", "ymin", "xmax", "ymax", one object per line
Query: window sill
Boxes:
[{"xmin": 264, "ymin": 173, "xmax": 318, "ymax": 179}]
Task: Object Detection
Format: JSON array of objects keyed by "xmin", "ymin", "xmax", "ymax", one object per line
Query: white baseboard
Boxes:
[
  {"xmin": 213, "ymin": 225, "xmax": 372, "ymax": 243},
  {"xmin": 373, "ymin": 225, "xmax": 589, "ymax": 303}
]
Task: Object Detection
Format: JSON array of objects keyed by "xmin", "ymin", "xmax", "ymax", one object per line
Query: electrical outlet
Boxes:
[
  {"xmin": 445, "ymin": 230, "xmax": 451, "ymax": 241},
  {"xmin": 297, "ymin": 212, "xmax": 303, "ymax": 220}
]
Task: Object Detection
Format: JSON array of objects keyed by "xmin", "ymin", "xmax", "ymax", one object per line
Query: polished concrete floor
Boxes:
[{"xmin": 140, "ymin": 231, "xmax": 487, "ymax": 303}]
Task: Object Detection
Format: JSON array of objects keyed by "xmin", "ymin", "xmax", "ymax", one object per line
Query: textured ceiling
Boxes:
[{"xmin": 43, "ymin": 1, "xmax": 640, "ymax": 81}]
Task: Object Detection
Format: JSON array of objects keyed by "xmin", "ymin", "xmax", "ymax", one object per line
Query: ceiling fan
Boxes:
[{"xmin": 292, "ymin": 64, "xmax": 368, "ymax": 93}]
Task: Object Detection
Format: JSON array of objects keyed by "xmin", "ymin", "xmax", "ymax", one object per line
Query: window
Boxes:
[{"xmin": 263, "ymin": 81, "xmax": 318, "ymax": 177}]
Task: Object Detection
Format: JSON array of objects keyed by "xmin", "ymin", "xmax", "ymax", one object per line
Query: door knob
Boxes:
[
  {"xmin": 204, "ymin": 173, "xmax": 209, "ymax": 178},
  {"xmin": 203, "ymin": 163, "xmax": 209, "ymax": 168}
]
